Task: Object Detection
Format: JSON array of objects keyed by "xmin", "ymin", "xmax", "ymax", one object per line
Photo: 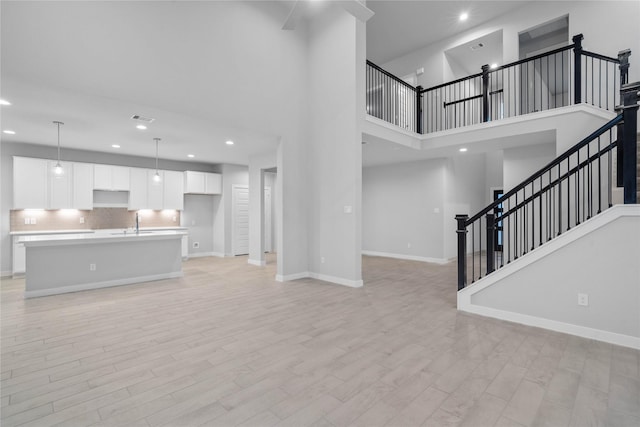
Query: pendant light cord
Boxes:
[
  {"xmin": 53, "ymin": 121, "xmax": 64, "ymax": 164},
  {"xmin": 154, "ymin": 138, "xmax": 160, "ymax": 172}
]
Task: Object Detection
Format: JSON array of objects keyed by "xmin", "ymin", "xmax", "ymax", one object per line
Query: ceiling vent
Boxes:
[
  {"xmin": 469, "ymin": 42, "xmax": 485, "ymax": 51},
  {"xmin": 131, "ymin": 114, "xmax": 155, "ymax": 123}
]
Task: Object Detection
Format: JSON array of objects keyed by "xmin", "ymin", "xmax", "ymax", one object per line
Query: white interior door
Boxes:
[
  {"xmin": 232, "ymin": 185, "xmax": 249, "ymax": 255},
  {"xmin": 264, "ymin": 186, "xmax": 272, "ymax": 253}
]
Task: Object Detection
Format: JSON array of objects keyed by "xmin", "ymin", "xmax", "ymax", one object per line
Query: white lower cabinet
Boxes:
[
  {"xmin": 182, "ymin": 235, "xmax": 189, "ymax": 259},
  {"xmin": 12, "ymin": 237, "xmax": 26, "ymax": 276}
]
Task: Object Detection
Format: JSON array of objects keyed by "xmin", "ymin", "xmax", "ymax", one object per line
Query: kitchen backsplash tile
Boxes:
[{"xmin": 11, "ymin": 208, "xmax": 181, "ymax": 232}]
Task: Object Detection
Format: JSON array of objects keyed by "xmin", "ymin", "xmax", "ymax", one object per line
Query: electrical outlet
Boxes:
[
  {"xmin": 24, "ymin": 217, "xmax": 30, "ymax": 225},
  {"xmin": 79, "ymin": 217, "xmax": 85, "ymax": 224},
  {"xmin": 191, "ymin": 220, "xmax": 196, "ymax": 226},
  {"xmin": 172, "ymin": 216, "xmax": 176, "ymax": 222},
  {"xmin": 193, "ymin": 242, "xmax": 200, "ymax": 249},
  {"xmin": 321, "ymin": 257, "xmax": 325, "ymax": 264},
  {"xmin": 30, "ymin": 218, "xmax": 36, "ymax": 225},
  {"xmin": 89, "ymin": 263, "xmax": 96, "ymax": 271},
  {"xmin": 407, "ymin": 242, "xmax": 411, "ymax": 248},
  {"xmin": 578, "ymin": 293, "xmax": 589, "ymax": 306}
]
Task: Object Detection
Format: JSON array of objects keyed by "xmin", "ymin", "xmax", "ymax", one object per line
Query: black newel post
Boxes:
[
  {"xmin": 416, "ymin": 86, "xmax": 424, "ymax": 134},
  {"xmin": 485, "ymin": 213, "xmax": 495, "ymax": 275},
  {"xmin": 481, "ymin": 64, "xmax": 490, "ymax": 122},
  {"xmin": 621, "ymin": 82, "xmax": 639, "ymax": 204},
  {"xmin": 456, "ymin": 214, "xmax": 469, "ymax": 291},
  {"xmin": 573, "ymin": 34, "xmax": 584, "ymax": 104},
  {"xmin": 618, "ymin": 49, "xmax": 631, "ymax": 86}
]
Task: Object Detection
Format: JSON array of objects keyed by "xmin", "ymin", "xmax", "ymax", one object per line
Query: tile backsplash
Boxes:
[{"xmin": 11, "ymin": 208, "xmax": 181, "ymax": 232}]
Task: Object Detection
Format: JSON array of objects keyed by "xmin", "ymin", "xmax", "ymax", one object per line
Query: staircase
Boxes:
[{"xmin": 456, "ymin": 81, "xmax": 640, "ymax": 290}]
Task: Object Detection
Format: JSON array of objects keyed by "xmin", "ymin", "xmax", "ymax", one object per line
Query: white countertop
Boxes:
[
  {"xmin": 11, "ymin": 226, "xmax": 187, "ymax": 236},
  {"xmin": 21, "ymin": 230, "xmax": 187, "ymax": 247},
  {"xmin": 10, "ymin": 229, "xmax": 95, "ymax": 236}
]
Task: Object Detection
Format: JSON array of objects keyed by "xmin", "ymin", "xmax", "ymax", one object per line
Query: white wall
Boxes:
[
  {"xmin": 382, "ymin": 1, "xmax": 639, "ymax": 88},
  {"xmin": 503, "ymin": 142, "xmax": 556, "ymax": 192},
  {"xmin": 264, "ymin": 172, "xmax": 277, "ymax": 254},
  {"xmin": 362, "ymin": 158, "xmax": 447, "ymax": 261},
  {"xmin": 442, "ymin": 153, "xmax": 488, "ymax": 258},
  {"xmin": 182, "ymin": 195, "xmax": 214, "ymax": 256},
  {"xmin": 0, "ymin": 141, "xmax": 220, "ymax": 275},
  {"xmin": 306, "ymin": 5, "xmax": 365, "ymax": 286}
]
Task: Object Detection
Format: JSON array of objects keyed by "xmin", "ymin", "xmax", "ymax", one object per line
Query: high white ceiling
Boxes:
[
  {"xmin": 0, "ymin": 1, "xmax": 297, "ymax": 165},
  {"xmin": 0, "ymin": 1, "xmax": 532, "ymax": 166},
  {"xmin": 366, "ymin": 0, "xmax": 531, "ymax": 64}
]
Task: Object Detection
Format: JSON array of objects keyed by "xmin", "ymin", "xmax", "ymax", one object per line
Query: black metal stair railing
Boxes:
[
  {"xmin": 456, "ymin": 82, "xmax": 640, "ymax": 290},
  {"xmin": 366, "ymin": 60, "xmax": 422, "ymax": 133},
  {"xmin": 366, "ymin": 34, "xmax": 631, "ymax": 134}
]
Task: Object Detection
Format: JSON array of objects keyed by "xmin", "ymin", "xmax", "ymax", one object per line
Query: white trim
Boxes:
[
  {"xmin": 308, "ymin": 272, "xmax": 363, "ymax": 288},
  {"xmin": 276, "ymin": 272, "xmax": 310, "ymax": 282},
  {"xmin": 24, "ymin": 271, "xmax": 184, "ymax": 299},
  {"xmin": 461, "ymin": 304, "xmax": 640, "ymax": 350},
  {"xmin": 275, "ymin": 271, "xmax": 363, "ymax": 288},
  {"xmin": 187, "ymin": 252, "xmax": 218, "ymax": 259},
  {"xmin": 248, "ymin": 259, "xmax": 266, "ymax": 267},
  {"xmin": 211, "ymin": 252, "xmax": 226, "ymax": 258},
  {"xmin": 362, "ymin": 250, "xmax": 449, "ymax": 265}
]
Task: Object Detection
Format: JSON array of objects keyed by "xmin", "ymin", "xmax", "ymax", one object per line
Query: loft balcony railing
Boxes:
[
  {"xmin": 456, "ymin": 81, "xmax": 639, "ymax": 290},
  {"xmin": 366, "ymin": 34, "xmax": 631, "ymax": 134}
]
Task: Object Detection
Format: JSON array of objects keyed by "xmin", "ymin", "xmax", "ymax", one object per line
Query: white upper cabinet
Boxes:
[
  {"xmin": 13, "ymin": 157, "xmax": 48, "ymax": 209},
  {"xmin": 48, "ymin": 161, "xmax": 73, "ymax": 209},
  {"xmin": 184, "ymin": 171, "xmax": 222, "ymax": 195},
  {"xmin": 13, "ymin": 157, "xmax": 93, "ymax": 210},
  {"xmin": 128, "ymin": 168, "xmax": 148, "ymax": 211},
  {"xmin": 130, "ymin": 169, "xmax": 184, "ymax": 211},
  {"xmin": 94, "ymin": 164, "xmax": 130, "ymax": 191},
  {"xmin": 147, "ymin": 170, "xmax": 164, "ymax": 210},
  {"xmin": 163, "ymin": 171, "xmax": 184, "ymax": 210},
  {"xmin": 73, "ymin": 163, "xmax": 94, "ymax": 210}
]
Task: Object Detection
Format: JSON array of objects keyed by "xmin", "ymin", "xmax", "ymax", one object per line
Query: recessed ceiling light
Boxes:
[
  {"xmin": 136, "ymin": 125, "xmax": 147, "ymax": 130},
  {"xmin": 3, "ymin": 130, "xmax": 16, "ymax": 135},
  {"xmin": 112, "ymin": 144, "xmax": 120, "ymax": 148},
  {"xmin": 187, "ymin": 154, "xmax": 195, "ymax": 158},
  {"xmin": 490, "ymin": 63, "xmax": 498, "ymax": 69},
  {"xmin": 459, "ymin": 148, "xmax": 468, "ymax": 152},
  {"xmin": 225, "ymin": 140, "xmax": 234, "ymax": 145},
  {"xmin": 459, "ymin": 12, "xmax": 469, "ymax": 21},
  {"xmin": 0, "ymin": 99, "xmax": 11, "ymax": 106}
]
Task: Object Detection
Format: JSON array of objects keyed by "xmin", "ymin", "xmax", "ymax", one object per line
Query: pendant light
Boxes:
[
  {"xmin": 53, "ymin": 121, "xmax": 64, "ymax": 175},
  {"xmin": 153, "ymin": 138, "xmax": 161, "ymax": 182}
]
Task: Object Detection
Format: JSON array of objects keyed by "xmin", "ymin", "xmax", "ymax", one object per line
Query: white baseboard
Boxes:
[
  {"xmin": 460, "ymin": 304, "xmax": 640, "ymax": 350},
  {"xmin": 309, "ymin": 272, "xmax": 363, "ymax": 288},
  {"xmin": 1, "ymin": 270, "xmax": 13, "ymax": 278},
  {"xmin": 275, "ymin": 271, "xmax": 363, "ymax": 288},
  {"xmin": 211, "ymin": 252, "xmax": 226, "ymax": 258},
  {"xmin": 248, "ymin": 259, "xmax": 266, "ymax": 267},
  {"xmin": 24, "ymin": 271, "xmax": 184, "ymax": 299},
  {"xmin": 188, "ymin": 252, "xmax": 219, "ymax": 259},
  {"xmin": 276, "ymin": 272, "xmax": 310, "ymax": 282},
  {"xmin": 362, "ymin": 250, "xmax": 449, "ymax": 265}
]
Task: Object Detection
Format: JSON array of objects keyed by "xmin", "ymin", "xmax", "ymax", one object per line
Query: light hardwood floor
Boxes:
[{"xmin": 1, "ymin": 255, "xmax": 639, "ymax": 427}]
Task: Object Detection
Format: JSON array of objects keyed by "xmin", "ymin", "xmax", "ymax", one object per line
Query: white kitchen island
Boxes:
[{"xmin": 23, "ymin": 230, "xmax": 187, "ymax": 298}]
